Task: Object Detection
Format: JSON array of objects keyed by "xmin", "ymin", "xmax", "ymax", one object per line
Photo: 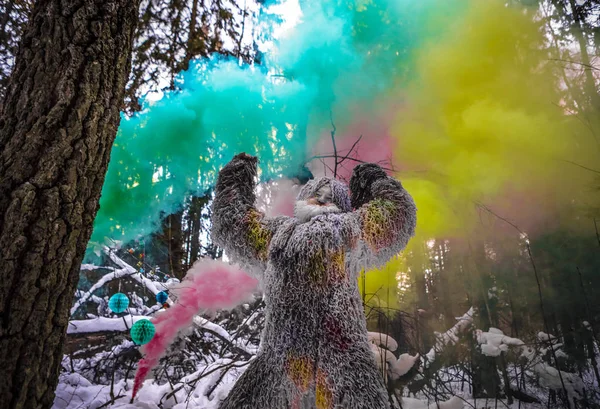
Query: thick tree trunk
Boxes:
[{"xmin": 0, "ymin": 1, "xmax": 140, "ymax": 408}]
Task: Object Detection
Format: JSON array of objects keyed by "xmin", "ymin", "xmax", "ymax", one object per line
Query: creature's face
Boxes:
[
  {"xmin": 294, "ymin": 184, "xmax": 341, "ymax": 223},
  {"xmin": 294, "ymin": 178, "xmax": 351, "ymax": 223}
]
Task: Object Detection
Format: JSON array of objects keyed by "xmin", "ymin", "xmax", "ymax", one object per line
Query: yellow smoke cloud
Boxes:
[
  {"xmin": 361, "ymin": 0, "xmax": 599, "ymax": 310},
  {"xmin": 394, "ymin": 0, "xmax": 595, "ymax": 238},
  {"xmin": 359, "ymin": 256, "xmax": 407, "ymax": 312}
]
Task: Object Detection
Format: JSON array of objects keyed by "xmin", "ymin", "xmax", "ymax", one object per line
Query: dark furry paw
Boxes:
[
  {"xmin": 350, "ymin": 163, "xmax": 388, "ymax": 209},
  {"xmin": 232, "ymin": 152, "xmax": 258, "ymax": 163}
]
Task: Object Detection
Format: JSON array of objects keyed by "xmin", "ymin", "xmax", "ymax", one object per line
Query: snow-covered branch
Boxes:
[
  {"xmin": 67, "ymin": 315, "xmax": 147, "ymax": 334},
  {"xmin": 368, "ymin": 331, "xmax": 399, "ymax": 352},
  {"xmin": 368, "ymin": 332, "xmax": 420, "ymax": 383},
  {"xmin": 104, "ymin": 247, "xmax": 167, "ymax": 295},
  {"xmin": 71, "ymin": 266, "xmax": 135, "ymax": 316},
  {"xmin": 193, "ymin": 316, "xmax": 257, "ymax": 356},
  {"xmin": 71, "ymin": 248, "xmax": 170, "ymax": 316},
  {"xmin": 424, "ymin": 307, "xmax": 475, "ymax": 367}
]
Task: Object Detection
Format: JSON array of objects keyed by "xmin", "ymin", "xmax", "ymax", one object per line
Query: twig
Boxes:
[
  {"xmin": 345, "ymin": 134, "xmax": 363, "ymax": 159},
  {"xmin": 307, "ymin": 154, "xmax": 394, "ymax": 172},
  {"xmin": 594, "ymin": 218, "xmax": 600, "ymax": 249},
  {"xmin": 97, "ymin": 395, "xmax": 126, "ymax": 409},
  {"xmin": 561, "ymin": 159, "xmax": 600, "ymax": 175},
  {"xmin": 160, "ymin": 359, "xmax": 251, "ymax": 404},
  {"xmin": 547, "ymin": 58, "xmax": 600, "ymax": 71},
  {"xmin": 330, "ymin": 111, "xmax": 338, "ymax": 177},
  {"xmin": 319, "ymin": 157, "xmax": 335, "ymax": 176}
]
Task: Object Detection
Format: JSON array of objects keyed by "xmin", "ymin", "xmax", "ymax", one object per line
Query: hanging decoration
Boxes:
[
  {"xmin": 156, "ymin": 291, "xmax": 168, "ymax": 304},
  {"xmin": 108, "ymin": 292, "xmax": 129, "ymax": 313},
  {"xmin": 131, "ymin": 319, "xmax": 156, "ymax": 345}
]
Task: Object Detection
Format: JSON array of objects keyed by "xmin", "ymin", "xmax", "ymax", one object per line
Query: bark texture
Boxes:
[{"xmin": 0, "ymin": 1, "xmax": 140, "ymax": 408}]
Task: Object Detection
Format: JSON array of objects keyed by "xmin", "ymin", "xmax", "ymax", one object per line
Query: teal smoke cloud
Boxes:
[{"xmin": 90, "ymin": 0, "xmax": 457, "ymax": 246}]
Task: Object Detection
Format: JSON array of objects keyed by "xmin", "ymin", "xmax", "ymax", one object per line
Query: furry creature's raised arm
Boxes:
[
  {"xmin": 345, "ymin": 163, "xmax": 417, "ymax": 273},
  {"xmin": 211, "ymin": 153, "xmax": 289, "ymax": 277}
]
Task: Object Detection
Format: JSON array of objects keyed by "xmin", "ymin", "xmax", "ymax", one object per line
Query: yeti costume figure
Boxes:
[{"xmin": 211, "ymin": 153, "xmax": 417, "ymax": 409}]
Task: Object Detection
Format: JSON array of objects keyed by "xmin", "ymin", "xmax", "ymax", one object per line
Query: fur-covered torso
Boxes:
[
  {"xmin": 263, "ymin": 213, "xmax": 366, "ymax": 356},
  {"xmin": 257, "ymin": 213, "xmax": 388, "ymax": 408}
]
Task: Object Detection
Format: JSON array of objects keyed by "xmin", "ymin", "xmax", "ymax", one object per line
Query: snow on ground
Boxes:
[
  {"xmin": 55, "ymin": 305, "xmax": 570, "ymax": 409},
  {"xmin": 53, "ymin": 363, "xmax": 550, "ymax": 409},
  {"xmin": 54, "ymin": 357, "xmax": 248, "ymax": 409}
]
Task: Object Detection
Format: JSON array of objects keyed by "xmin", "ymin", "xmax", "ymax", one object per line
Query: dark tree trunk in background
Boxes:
[
  {"xmin": 188, "ymin": 196, "xmax": 204, "ymax": 267},
  {"xmin": 567, "ymin": 0, "xmax": 600, "ymax": 110},
  {"xmin": 0, "ymin": 1, "xmax": 140, "ymax": 408},
  {"xmin": 166, "ymin": 211, "xmax": 184, "ymax": 278}
]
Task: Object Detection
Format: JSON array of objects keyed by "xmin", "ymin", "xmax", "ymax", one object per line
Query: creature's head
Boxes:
[{"xmin": 294, "ymin": 177, "xmax": 351, "ymax": 223}]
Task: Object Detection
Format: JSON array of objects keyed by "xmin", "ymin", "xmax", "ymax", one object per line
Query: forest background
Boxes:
[{"xmin": 1, "ymin": 0, "xmax": 600, "ymax": 408}]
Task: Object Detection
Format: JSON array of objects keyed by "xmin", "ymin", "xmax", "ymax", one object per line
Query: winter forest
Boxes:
[{"xmin": 1, "ymin": 0, "xmax": 600, "ymax": 409}]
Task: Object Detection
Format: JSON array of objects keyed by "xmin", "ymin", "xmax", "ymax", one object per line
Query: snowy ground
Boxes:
[
  {"xmin": 54, "ymin": 357, "xmax": 245, "ymax": 409},
  {"xmin": 58, "ymin": 251, "xmax": 596, "ymax": 409},
  {"xmin": 53, "ymin": 362, "xmax": 549, "ymax": 409}
]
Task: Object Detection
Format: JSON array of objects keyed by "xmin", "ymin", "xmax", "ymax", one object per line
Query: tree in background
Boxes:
[
  {"xmin": 0, "ymin": 1, "xmax": 141, "ymax": 408},
  {"xmin": 125, "ymin": 0, "xmax": 258, "ymax": 113},
  {"xmin": 1, "ymin": 1, "xmax": 599, "ymax": 407},
  {"xmin": 0, "ymin": 0, "xmax": 257, "ymax": 112},
  {"xmin": 0, "ymin": 0, "xmax": 33, "ymax": 105},
  {"xmin": 123, "ymin": 0, "xmax": 262, "ymax": 278}
]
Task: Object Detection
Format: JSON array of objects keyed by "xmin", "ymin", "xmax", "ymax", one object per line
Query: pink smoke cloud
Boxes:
[
  {"xmin": 132, "ymin": 259, "xmax": 258, "ymax": 399},
  {"xmin": 262, "ymin": 179, "xmax": 299, "ymax": 218},
  {"xmin": 309, "ymin": 98, "xmax": 405, "ymax": 181}
]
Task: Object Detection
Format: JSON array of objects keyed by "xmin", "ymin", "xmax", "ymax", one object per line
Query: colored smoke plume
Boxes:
[
  {"xmin": 132, "ymin": 259, "xmax": 258, "ymax": 398},
  {"xmin": 90, "ymin": 0, "xmax": 460, "ymax": 245},
  {"xmin": 394, "ymin": 0, "xmax": 598, "ymax": 239},
  {"xmin": 90, "ymin": 0, "xmax": 598, "ymax": 308}
]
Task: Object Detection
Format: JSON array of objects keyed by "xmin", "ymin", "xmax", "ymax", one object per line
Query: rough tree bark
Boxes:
[{"xmin": 0, "ymin": 1, "xmax": 140, "ymax": 408}]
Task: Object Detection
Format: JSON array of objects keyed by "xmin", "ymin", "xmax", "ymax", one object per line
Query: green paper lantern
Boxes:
[
  {"xmin": 131, "ymin": 319, "xmax": 155, "ymax": 345},
  {"xmin": 108, "ymin": 293, "xmax": 129, "ymax": 313}
]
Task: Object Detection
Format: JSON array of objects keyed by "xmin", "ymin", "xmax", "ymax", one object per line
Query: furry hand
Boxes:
[
  {"xmin": 219, "ymin": 153, "xmax": 258, "ymax": 189},
  {"xmin": 350, "ymin": 163, "xmax": 389, "ymax": 209},
  {"xmin": 224, "ymin": 152, "xmax": 258, "ymax": 174},
  {"xmin": 232, "ymin": 152, "xmax": 258, "ymax": 163}
]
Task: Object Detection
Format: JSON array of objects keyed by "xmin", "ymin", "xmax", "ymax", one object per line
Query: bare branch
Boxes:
[
  {"xmin": 330, "ymin": 111, "xmax": 338, "ymax": 177},
  {"xmin": 307, "ymin": 154, "xmax": 395, "ymax": 173}
]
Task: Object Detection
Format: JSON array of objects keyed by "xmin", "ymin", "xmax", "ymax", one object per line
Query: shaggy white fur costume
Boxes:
[{"xmin": 211, "ymin": 153, "xmax": 417, "ymax": 409}]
